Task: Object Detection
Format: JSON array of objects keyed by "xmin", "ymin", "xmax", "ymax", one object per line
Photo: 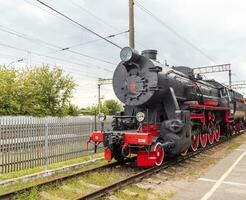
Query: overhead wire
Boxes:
[
  {"xmin": 34, "ymin": 0, "xmax": 122, "ymax": 49},
  {"xmin": 135, "ymin": 0, "xmax": 216, "ymax": 63},
  {"xmin": 58, "ymin": 30, "xmax": 129, "ymax": 51},
  {"xmin": 70, "ymin": 0, "xmax": 120, "ymax": 33},
  {"xmin": 0, "ymin": 26, "xmax": 116, "ymax": 72},
  {"xmin": 0, "ymin": 25, "xmax": 117, "ymax": 66},
  {"xmin": 31, "ymin": 59, "xmax": 103, "ymax": 80},
  {"xmin": 0, "ymin": 42, "xmax": 114, "ymax": 74},
  {"xmin": 0, "ymin": 51, "xmax": 109, "ymax": 82},
  {"xmin": 69, "ymin": 0, "xmax": 148, "ymax": 51}
]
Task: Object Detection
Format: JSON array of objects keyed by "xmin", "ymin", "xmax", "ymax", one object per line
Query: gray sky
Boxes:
[{"xmin": 0, "ymin": 0, "xmax": 245, "ymax": 107}]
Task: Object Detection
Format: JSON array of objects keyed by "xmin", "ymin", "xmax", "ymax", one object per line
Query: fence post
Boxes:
[{"xmin": 44, "ymin": 120, "xmax": 49, "ymax": 171}]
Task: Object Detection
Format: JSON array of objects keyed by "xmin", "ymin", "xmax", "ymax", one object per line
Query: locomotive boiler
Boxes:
[{"xmin": 88, "ymin": 47, "xmax": 246, "ymax": 167}]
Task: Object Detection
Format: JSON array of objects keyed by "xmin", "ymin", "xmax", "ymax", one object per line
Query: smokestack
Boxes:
[{"xmin": 141, "ymin": 49, "xmax": 158, "ymax": 60}]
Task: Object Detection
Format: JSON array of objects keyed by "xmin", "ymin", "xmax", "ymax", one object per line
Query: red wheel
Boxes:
[
  {"xmin": 154, "ymin": 142, "xmax": 164, "ymax": 166},
  {"xmin": 208, "ymin": 131, "xmax": 214, "ymax": 144},
  {"xmin": 200, "ymin": 133, "xmax": 207, "ymax": 148},
  {"xmin": 215, "ymin": 125, "xmax": 220, "ymax": 142},
  {"xmin": 207, "ymin": 123, "xmax": 214, "ymax": 145},
  {"xmin": 180, "ymin": 149, "xmax": 188, "ymax": 156},
  {"xmin": 191, "ymin": 135, "xmax": 199, "ymax": 151}
]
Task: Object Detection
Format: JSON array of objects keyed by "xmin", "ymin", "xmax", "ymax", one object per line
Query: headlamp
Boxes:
[
  {"xmin": 136, "ymin": 112, "xmax": 145, "ymax": 122},
  {"xmin": 98, "ymin": 113, "xmax": 106, "ymax": 122},
  {"xmin": 120, "ymin": 47, "xmax": 139, "ymax": 62}
]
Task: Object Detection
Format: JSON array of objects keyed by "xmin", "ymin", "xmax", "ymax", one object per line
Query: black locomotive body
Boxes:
[{"xmin": 89, "ymin": 47, "xmax": 246, "ymax": 167}]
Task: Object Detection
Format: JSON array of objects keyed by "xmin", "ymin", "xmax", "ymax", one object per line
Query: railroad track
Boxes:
[
  {"xmin": 77, "ymin": 131, "xmax": 245, "ymax": 200},
  {"xmin": 0, "ymin": 158, "xmax": 134, "ymax": 200},
  {"xmin": 0, "ymin": 131, "xmax": 244, "ymax": 200}
]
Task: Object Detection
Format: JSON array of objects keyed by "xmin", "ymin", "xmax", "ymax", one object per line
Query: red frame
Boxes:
[
  {"xmin": 137, "ymin": 151, "xmax": 157, "ymax": 167},
  {"xmin": 190, "ymin": 104, "xmax": 229, "ymax": 111},
  {"xmin": 203, "ymin": 100, "xmax": 218, "ymax": 106},
  {"xmin": 190, "ymin": 113, "xmax": 205, "ymax": 123},
  {"xmin": 141, "ymin": 125, "xmax": 158, "ymax": 137},
  {"xmin": 88, "ymin": 131, "xmax": 103, "ymax": 143},
  {"xmin": 104, "ymin": 148, "xmax": 112, "ymax": 162},
  {"xmin": 123, "ymin": 132, "xmax": 152, "ymax": 147}
]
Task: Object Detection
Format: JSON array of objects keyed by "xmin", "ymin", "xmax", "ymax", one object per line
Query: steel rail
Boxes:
[
  {"xmin": 76, "ymin": 131, "xmax": 245, "ymax": 200},
  {"xmin": 0, "ymin": 158, "xmax": 135, "ymax": 199}
]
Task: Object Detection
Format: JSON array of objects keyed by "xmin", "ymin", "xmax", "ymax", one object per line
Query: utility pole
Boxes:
[
  {"xmin": 98, "ymin": 78, "xmax": 113, "ymax": 114},
  {"xmin": 229, "ymin": 69, "xmax": 232, "ymax": 89},
  {"xmin": 129, "ymin": 0, "xmax": 135, "ymax": 49},
  {"xmin": 98, "ymin": 83, "xmax": 101, "ymax": 114}
]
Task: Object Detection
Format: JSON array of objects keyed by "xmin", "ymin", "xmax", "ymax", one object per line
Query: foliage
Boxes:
[
  {"xmin": 0, "ymin": 65, "xmax": 80, "ymax": 116},
  {"xmin": 81, "ymin": 99, "xmax": 122, "ymax": 115},
  {"xmin": 102, "ymin": 99, "xmax": 122, "ymax": 115},
  {"xmin": 0, "ymin": 67, "xmax": 20, "ymax": 115}
]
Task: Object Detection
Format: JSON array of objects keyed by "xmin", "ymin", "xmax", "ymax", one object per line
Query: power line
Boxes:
[
  {"xmin": 135, "ymin": 0, "xmax": 216, "ymax": 63},
  {"xmin": 31, "ymin": 59, "xmax": 103, "ymax": 80},
  {"xmin": 0, "ymin": 51, "xmax": 111, "ymax": 80},
  {"xmin": 34, "ymin": 0, "xmax": 122, "ymax": 49},
  {"xmin": 27, "ymin": 0, "xmax": 147, "ymax": 54},
  {"xmin": 0, "ymin": 42, "xmax": 114, "ymax": 73},
  {"xmin": 24, "ymin": 0, "xmax": 83, "ymax": 29},
  {"xmin": 60, "ymin": 30, "xmax": 129, "ymax": 50},
  {"xmin": 70, "ymin": 0, "xmax": 120, "ymax": 33},
  {"xmin": 0, "ymin": 25, "xmax": 117, "ymax": 66}
]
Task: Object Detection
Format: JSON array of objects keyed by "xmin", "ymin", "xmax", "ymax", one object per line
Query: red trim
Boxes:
[
  {"xmin": 191, "ymin": 135, "xmax": 199, "ymax": 151},
  {"xmin": 123, "ymin": 132, "xmax": 152, "ymax": 147},
  {"xmin": 204, "ymin": 100, "xmax": 218, "ymax": 106},
  {"xmin": 215, "ymin": 125, "xmax": 220, "ymax": 142},
  {"xmin": 200, "ymin": 133, "xmax": 207, "ymax": 148},
  {"xmin": 137, "ymin": 143, "xmax": 164, "ymax": 167},
  {"xmin": 141, "ymin": 125, "xmax": 158, "ymax": 137},
  {"xmin": 225, "ymin": 111, "xmax": 234, "ymax": 123},
  {"xmin": 88, "ymin": 131, "xmax": 103, "ymax": 143},
  {"xmin": 104, "ymin": 148, "xmax": 112, "ymax": 162},
  {"xmin": 190, "ymin": 104, "xmax": 229, "ymax": 111},
  {"xmin": 190, "ymin": 113, "xmax": 205, "ymax": 123},
  {"xmin": 208, "ymin": 132, "xmax": 214, "ymax": 144},
  {"xmin": 137, "ymin": 151, "xmax": 156, "ymax": 167}
]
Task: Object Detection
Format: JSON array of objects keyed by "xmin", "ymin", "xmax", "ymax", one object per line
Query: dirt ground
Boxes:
[{"xmin": 107, "ymin": 133, "xmax": 246, "ymax": 200}]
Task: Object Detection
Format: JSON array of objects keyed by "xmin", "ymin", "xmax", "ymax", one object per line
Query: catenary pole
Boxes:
[{"xmin": 129, "ymin": 0, "xmax": 135, "ymax": 49}]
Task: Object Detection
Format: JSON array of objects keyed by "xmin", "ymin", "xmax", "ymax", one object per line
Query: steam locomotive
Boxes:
[{"xmin": 88, "ymin": 47, "xmax": 246, "ymax": 167}]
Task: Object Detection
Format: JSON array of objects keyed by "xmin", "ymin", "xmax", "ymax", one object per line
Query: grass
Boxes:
[
  {"xmin": 113, "ymin": 185, "xmax": 177, "ymax": 200},
  {"xmin": 16, "ymin": 168, "xmax": 126, "ymax": 199},
  {"xmin": 0, "ymin": 155, "xmax": 109, "ymax": 196},
  {"xmin": 82, "ymin": 171, "xmax": 123, "ymax": 186},
  {"xmin": 15, "ymin": 188, "xmax": 40, "ymax": 200},
  {"xmin": 0, "ymin": 152, "xmax": 103, "ymax": 182},
  {"xmin": 114, "ymin": 185, "xmax": 150, "ymax": 200}
]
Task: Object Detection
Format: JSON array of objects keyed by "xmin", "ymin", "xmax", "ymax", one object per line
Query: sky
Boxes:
[{"xmin": 0, "ymin": 0, "xmax": 245, "ymax": 107}]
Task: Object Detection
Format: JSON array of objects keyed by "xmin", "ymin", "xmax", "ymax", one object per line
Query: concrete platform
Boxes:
[{"xmin": 174, "ymin": 143, "xmax": 246, "ymax": 200}]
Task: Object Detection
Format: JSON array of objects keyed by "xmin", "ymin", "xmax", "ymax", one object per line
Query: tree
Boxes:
[
  {"xmin": 0, "ymin": 65, "xmax": 79, "ymax": 116},
  {"xmin": 0, "ymin": 66, "xmax": 21, "ymax": 115},
  {"xmin": 81, "ymin": 99, "xmax": 122, "ymax": 116},
  {"xmin": 102, "ymin": 99, "xmax": 122, "ymax": 115},
  {"xmin": 20, "ymin": 66, "xmax": 76, "ymax": 116}
]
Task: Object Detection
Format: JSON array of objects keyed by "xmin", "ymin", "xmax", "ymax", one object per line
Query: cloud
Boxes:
[{"xmin": 0, "ymin": 0, "xmax": 245, "ymax": 107}]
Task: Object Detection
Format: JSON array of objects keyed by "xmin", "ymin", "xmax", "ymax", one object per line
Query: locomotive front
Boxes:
[{"xmin": 113, "ymin": 47, "xmax": 161, "ymax": 106}]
